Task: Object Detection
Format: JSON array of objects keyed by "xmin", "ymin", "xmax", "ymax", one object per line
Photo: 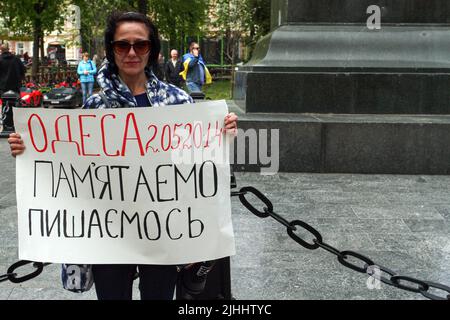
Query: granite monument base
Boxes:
[
  {"xmin": 234, "ymin": 25, "xmax": 450, "ymax": 114},
  {"xmin": 228, "ymin": 101, "xmax": 450, "ymax": 174}
]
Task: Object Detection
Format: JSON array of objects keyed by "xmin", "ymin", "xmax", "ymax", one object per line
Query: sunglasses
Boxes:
[{"xmin": 111, "ymin": 40, "xmax": 151, "ymax": 56}]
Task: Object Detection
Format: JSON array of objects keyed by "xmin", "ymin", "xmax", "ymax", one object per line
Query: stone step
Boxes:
[{"xmin": 227, "ymin": 100, "xmax": 450, "ymax": 174}]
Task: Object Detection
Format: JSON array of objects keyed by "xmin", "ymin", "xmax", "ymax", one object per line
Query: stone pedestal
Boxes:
[{"xmin": 234, "ymin": 0, "xmax": 450, "ymax": 114}]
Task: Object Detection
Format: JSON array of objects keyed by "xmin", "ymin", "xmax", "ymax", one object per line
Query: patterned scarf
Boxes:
[{"xmin": 84, "ymin": 60, "xmax": 192, "ymax": 109}]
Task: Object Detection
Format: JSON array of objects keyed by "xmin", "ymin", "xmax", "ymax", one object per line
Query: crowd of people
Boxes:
[
  {"xmin": 1, "ymin": 38, "xmax": 211, "ymax": 106},
  {"xmin": 73, "ymin": 38, "xmax": 212, "ymax": 103},
  {"xmin": 152, "ymin": 42, "xmax": 212, "ymax": 94},
  {"xmin": 75, "ymin": 39, "xmax": 212, "ymax": 103}
]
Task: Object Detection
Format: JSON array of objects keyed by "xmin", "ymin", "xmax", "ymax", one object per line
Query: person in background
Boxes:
[
  {"xmin": 23, "ymin": 52, "xmax": 30, "ymax": 64},
  {"xmin": 7, "ymin": 11, "xmax": 238, "ymax": 300},
  {"xmin": 92, "ymin": 54, "xmax": 100, "ymax": 67},
  {"xmin": 153, "ymin": 52, "xmax": 165, "ymax": 81},
  {"xmin": 0, "ymin": 43, "xmax": 26, "ymax": 94},
  {"xmin": 180, "ymin": 41, "xmax": 212, "ymax": 93},
  {"xmin": 165, "ymin": 48, "xmax": 184, "ymax": 88},
  {"xmin": 77, "ymin": 52, "xmax": 97, "ymax": 104}
]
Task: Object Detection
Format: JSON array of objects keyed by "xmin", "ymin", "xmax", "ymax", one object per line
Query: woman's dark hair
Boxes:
[{"xmin": 104, "ymin": 11, "xmax": 161, "ymax": 74}]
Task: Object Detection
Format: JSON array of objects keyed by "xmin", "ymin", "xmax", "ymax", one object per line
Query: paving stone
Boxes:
[
  {"xmin": 351, "ymin": 205, "xmax": 444, "ymax": 220},
  {"xmin": 403, "ymin": 219, "xmax": 450, "ymax": 234},
  {"xmin": 431, "ymin": 205, "xmax": 450, "ymax": 220}
]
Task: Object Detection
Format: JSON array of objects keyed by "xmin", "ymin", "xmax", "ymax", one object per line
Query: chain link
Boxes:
[
  {"xmin": 231, "ymin": 190, "xmax": 248, "ymax": 197},
  {"xmin": 338, "ymin": 251, "xmax": 374, "ymax": 274},
  {"xmin": 420, "ymin": 281, "xmax": 450, "ymax": 301},
  {"xmin": 390, "ymin": 275, "xmax": 429, "ymax": 293},
  {"xmin": 263, "ymin": 208, "xmax": 296, "ymax": 231},
  {"xmin": 366, "ymin": 264, "xmax": 397, "ymax": 286},
  {"xmin": 313, "ymin": 240, "xmax": 345, "ymax": 258},
  {"xmin": 4, "ymin": 261, "xmax": 47, "ymax": 284},
  {"xmin": 288, "ymin": 220, "xmax": 322, "ymax": 249},
  {"xmin": 238, "ymin": 186, "xmax": 450, "ymax": 300},
  {"xmin": 0, "ymin": 273, "xmax": 16, "ymax": 283},
  {"xmin": 238, "ymin": 186, "xmax": 271, "ymax": 218},
  {"xmin": 1, "ymin": 102, "xmax": 10, "ymax": 124}
]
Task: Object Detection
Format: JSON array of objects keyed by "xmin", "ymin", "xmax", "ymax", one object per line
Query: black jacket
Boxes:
[
  {"xmin": 165, "ymin": 59, "xmax": 184, "ymax": 87},
  {"xmin": 0, "ymin": 52, "xmax": 26, "ymax": 93},
  {"xmin": 153, "ymin": 62, "xmax": 165, "ymax": 81}
]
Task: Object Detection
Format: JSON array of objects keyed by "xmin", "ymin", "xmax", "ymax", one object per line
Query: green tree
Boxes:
[
  {"xmin": 148, "ymin": 0, "xmax": 208, "ymax": 54},
  {"xmin": 74, "ymin": 0, "xmax": 133, "ymax": 55},
  {"xmin": 210, "ymin": 0, "xmax": 250, "ymax": 64},
  {"xmin": 125, "ymin": 0, "xmax": 147, "ymax": 13},
  {"xmin": 246, "ymin": 0, "xmax": 270, "ymax": 60},
  {"xmin": 72, "ymin": 0, "xmax": 209, "ymax": 57},
  {"xmin": 137, "ymin": 0, "xmax": 148, "ymax": 14},
  {"xmin": 210, "ymin": 0, "xmax": 270, "ymax": 63},
  {"xmin": 0, "ymin": 0, "xmax": 67, "ymax": 77}
]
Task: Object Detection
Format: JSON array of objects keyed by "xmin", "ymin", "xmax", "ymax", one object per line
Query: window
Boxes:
[{"xmin": 17, "ymin": 42, "xmax": 24, "ymax": 55}]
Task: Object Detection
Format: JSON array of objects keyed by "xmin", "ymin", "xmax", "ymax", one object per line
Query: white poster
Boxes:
[{"xmin": 13, "ymin": 100, "xmax": 235, "ymax": 264}]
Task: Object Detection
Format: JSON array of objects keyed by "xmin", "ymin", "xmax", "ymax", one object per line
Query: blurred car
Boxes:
[
  {"xmin": 20, "ymin": 86, "xmax": 44, "ymax": 107},
  {"xmin": 43, "ymin": 87, "xmax": 82, "ymax": 109},
  {"xmin": 66, "ymin": 59, "xmax": 80, "ymax": 66}
]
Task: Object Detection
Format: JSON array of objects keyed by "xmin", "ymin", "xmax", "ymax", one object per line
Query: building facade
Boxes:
[{"xmin": 0, "ymin": 4, "xmax": 81, "ymax": 61}]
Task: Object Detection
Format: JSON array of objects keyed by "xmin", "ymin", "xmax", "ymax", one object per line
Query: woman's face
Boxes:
[{"xmin": 113, "ymin": 22, "xmax": 150, "ymax": 78}]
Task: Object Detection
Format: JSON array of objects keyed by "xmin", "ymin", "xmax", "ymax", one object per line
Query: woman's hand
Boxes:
[
  {"xmin": 8, "ymin": 133, "xmax": 25, "ymax": 157},
  {"xmin": 224, "ymin": 112, "xmax": 238, "ymax": 136}
]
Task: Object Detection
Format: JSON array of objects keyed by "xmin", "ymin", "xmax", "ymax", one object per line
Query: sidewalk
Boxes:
[{"xmin": 1, "ymin": 139, "xmax": 449, "ymax": 300}]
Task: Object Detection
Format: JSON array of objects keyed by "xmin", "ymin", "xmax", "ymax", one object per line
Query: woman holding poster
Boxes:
[{"xmin": 8, "ymin": 11, "xmax": 238, "ymax": 300}]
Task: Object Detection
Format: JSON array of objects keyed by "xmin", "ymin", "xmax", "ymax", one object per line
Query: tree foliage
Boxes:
[
  {"xmin": 210, "ymin": 0, "xmax": 270, "ymax": 63},
  {"xmin": 247, "ymin": 0, "xmax": 271, "ymax": 44},
  {"xmin": 0, "ymin": 0, "xmax": 270, "ymax": 70},
  {"xmin": 73, "ymin": 0, "xmax": 133, "ymax": 55},
  {"xmin": 0, "ymin": 0, "xmax": 68, "ymax": 76},
  {"xmin": 148, "ymin": 0, "xmax": 208, "ymax": 52},
  {"xmin": 73, "ymin": 0, "xmax": 208, "ymax": 56},
  {"xmin": 0, "ymin": 0, "xmax": 66, "ymax": 40}
]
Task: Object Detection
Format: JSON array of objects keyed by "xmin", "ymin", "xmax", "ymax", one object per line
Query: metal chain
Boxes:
[
  {"xmin": 1, "ymin": 185, "xmax": 449, "ymax": 301},
  {"xmin": 1, "ymin": 102, "xmax": 9, "ymax": 124},
  {"xmin": 0, "ymin": 183, "xmax": 245, "ymax": 284},
  {"xmin": 238, "ymin": 186, "xmax": 450, "ymax": 300},
  {"xmin": 0, "ymin": 273, "xmax": 16, "ymax": 283},
  {"xmin": 0, "ymin": 261, "xmax": 49, "ymax": 284}
]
